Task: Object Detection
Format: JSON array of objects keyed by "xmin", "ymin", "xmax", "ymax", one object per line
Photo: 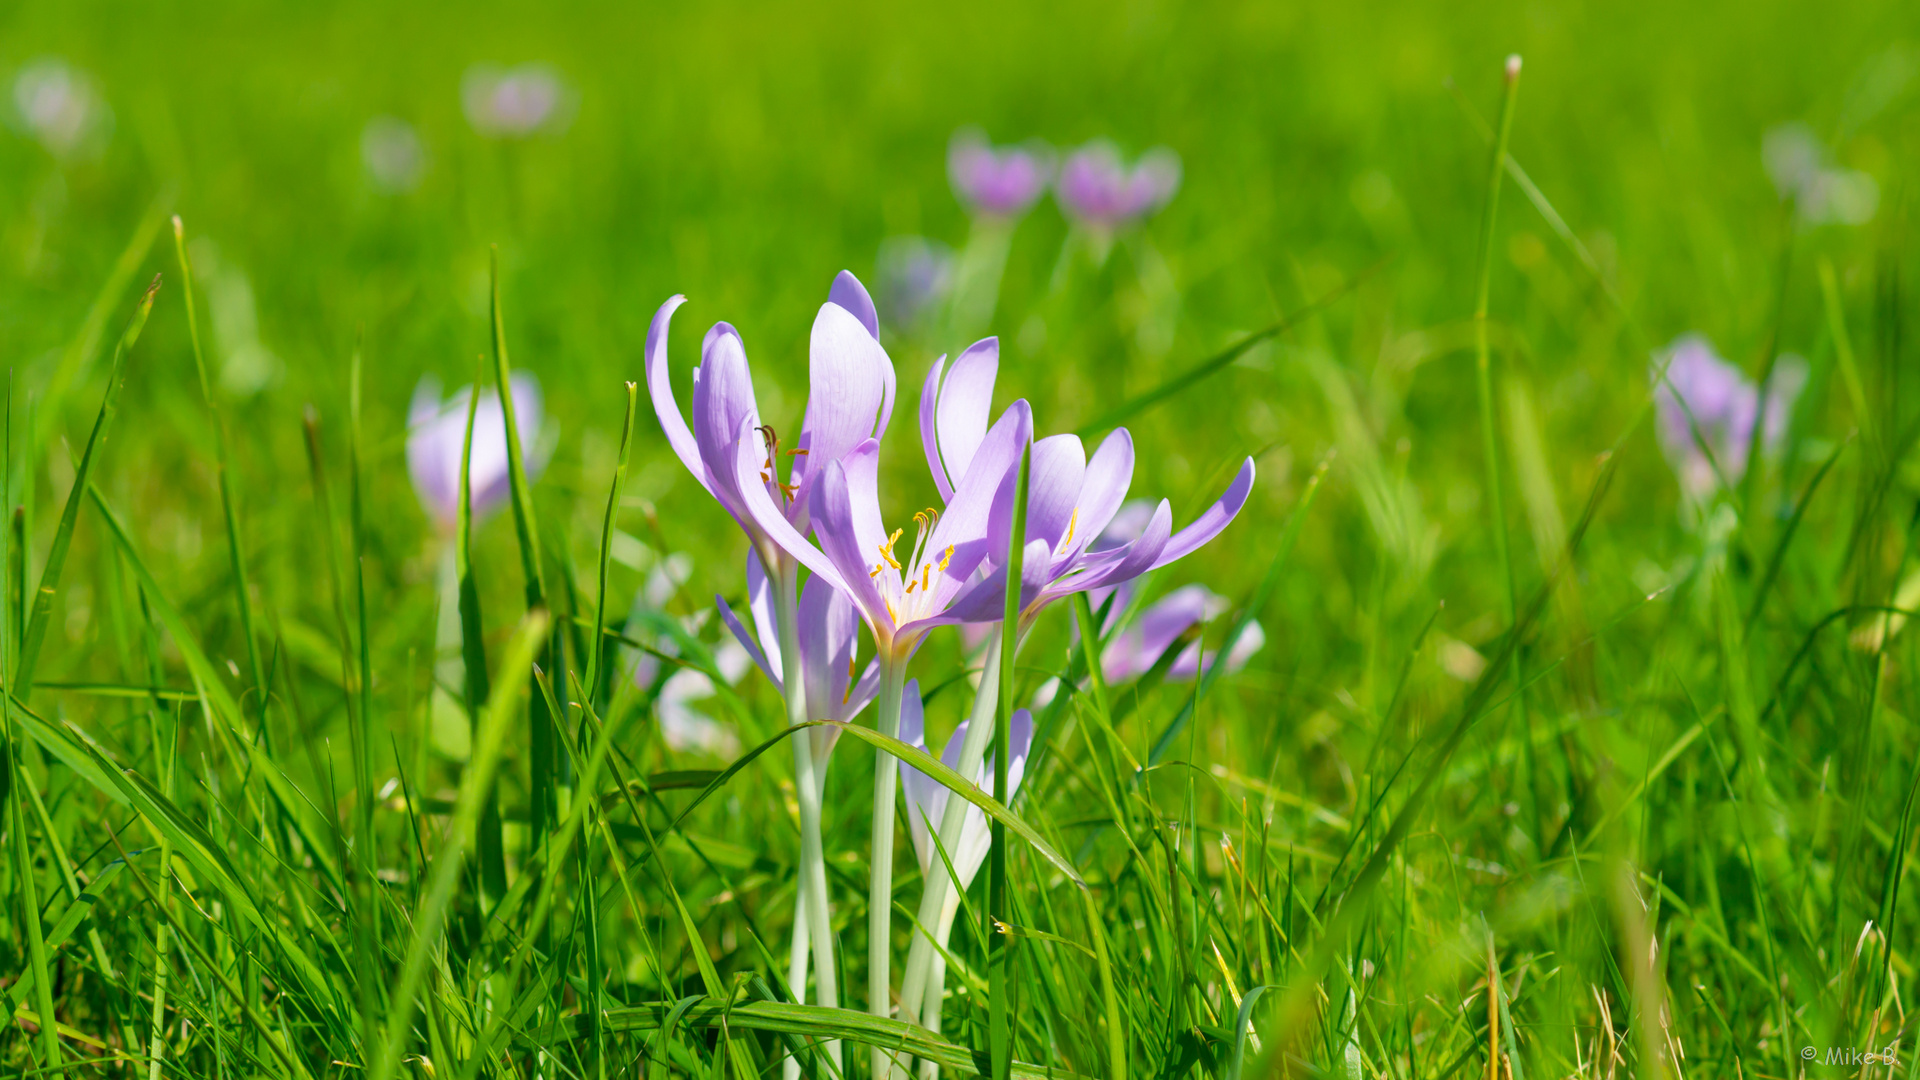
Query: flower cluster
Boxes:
[{"xmin": 947, "ymin": 127, "xmax": 1182, "ymax": 231}]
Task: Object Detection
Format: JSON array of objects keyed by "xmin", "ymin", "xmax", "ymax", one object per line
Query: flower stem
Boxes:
[
  {"xmin": 774, "ymin": 561, "xmax": 840, "ymax": 1071},
  {"xmin": 870, "ymin": 653, "xmax": 910, "ymax": 1080},
  {"xmin": 898, "ymin": 633, "xmax": 1002, "ymax": 1031}
]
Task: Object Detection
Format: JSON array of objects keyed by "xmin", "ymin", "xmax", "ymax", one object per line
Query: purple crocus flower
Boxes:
[
  {"xmin": 645, "ymin": 271, "xmax": 897, "ymax": 572},
  {"xmin": 918, "ymin": 338, "xmax": 1254, "ymax": 626},
  {"xmin": 717, "ymin": 551, "xmax": 881, "ymax": 765},
  {"xmin": 948, "ymin": 128, "xmax": 1053, "ymax": 219},
  {"xmin": 462, "ymin": 63, "xmax": 569, "ymax": 138},
  {"xmin": 407, "ymin": 372, "xmax": 543, "ymax": 532},
  {"xmin": 1652, "ymin": 335, "xmax": 1806, "ymax": 499},
  {"xmin": 898, "ymin": 693, "xmax": 1033, "ymax": 893},
  {"xmin": 1097, "ymin": 583, "xmax": 1265, "ymax": 683},
  {"xmin": 1054, "ymin": 140, "xmax": 1181, "ymax": 232}
]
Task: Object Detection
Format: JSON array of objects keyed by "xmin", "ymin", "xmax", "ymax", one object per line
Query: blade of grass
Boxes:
[
  {"xmin": 4, "ymin": 696, "xmax": 63, "ymax": 1076},
  {"xmin": 587, "ymin": 383, "xmax": 639, "ymax": 707},
  {"xmin": 16, "ymin": 274, "xmax": 159, "ymax": 700},
  {"xmin": 988, "ymin": 438, "xmax": 1030, "ymax": 1080},
  {"xmin": 454, "ymin": 352, "xmax": 507, "ymax": 909},
  {"xmin": 36, "ymin": 196, "xmax": 167, "ymax": 449}
]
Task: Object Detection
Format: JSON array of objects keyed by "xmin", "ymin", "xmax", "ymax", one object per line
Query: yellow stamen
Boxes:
[
  {"xmin": 884, "ymin": 597, "xmax": 898, "ymax": 624},
  {"xmin": 921, "ymin": 564, "xmax": 931, "ymax": 591},
  {"xmin": 788, "ymin": 448, "xmax": 809, "ymax": 456},
  {"xmin": 937, "ymin": 544, "xmax": 954, "ymax": 572},
  {"xmin": 1057, "ymin": 507, "xmax": 1079, "ymax": 555},
  {"xmin": 877, "ymin": 528, "xmax": 903, "ymax": 570},
  {"xmin": 843, "ymin": 657, "xmax": 856, "ymax": 704}
]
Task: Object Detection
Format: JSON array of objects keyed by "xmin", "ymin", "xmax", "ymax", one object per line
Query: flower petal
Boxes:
[
  {"xmin": 642, "ymin": 295, "xmax": 708, "ymax": 490},
  {"xmin": 730, "ymin": 413, "xmax": 849, "ymax": 592},
  {"xmin": 1070, "ymin": 429, "xmax": 1135, "ymax": 555},
  {"xmin": 796, "ymin": 301, "xmax": 892, "ymax": 498},
  {"xmin": 927, "ymin": 399, "xmax": 1032, "ymax": 606},
  {"xmin": 1101, "ymin": 584, "xmax": 1214, "ymax": 683},
  {"xmin": 919, "ymin": 354, "xmax": 954, "ymax": 501},
  {"xmin": 829, "ymin": 269, "xmax": 880, "ymax": 339},
  {"xmin": 716, "ymin": 592, "xmax": 777, "ymax": 687},
  {"xmin": 691, "ymin": 323, "xmax": 760, "ymax": 517},
  {"xmin": 935, "ymin": 337, "xmax": 1000, "ymax": 488},
  {"xmin": 896, "ymin": 679, "xmax": 940, "ymax": 872},
  {"xmin": 936, "ymin": 537, "xmax": 1054, "ymax": 627},
  {"xmin": 799, "ymin": 571, "xmax": 862, "ymax": 724},
  {"xmin": 1038, "ymin": 500, "xmax": 1171, "ymax": 607},
  {"xmin": 807, "ymin": 446, "xmax": 897, "ymax": 633},
  {"xmin": 1026, "ymin": 433, "xmax": 1086, "ymax": 554},
  {"xmin": 1151, "ymin": 457, "xmax": 1255, "ymax": 570}
]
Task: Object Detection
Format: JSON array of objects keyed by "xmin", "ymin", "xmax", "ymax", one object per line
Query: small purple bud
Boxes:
[
  {"xmin": 1055, "ymin": 140, "xmax": 1181, "ymax": 232},
  {"xmin": 948, "ymin": 128, "xmax": 1053, "ymax": 218}
]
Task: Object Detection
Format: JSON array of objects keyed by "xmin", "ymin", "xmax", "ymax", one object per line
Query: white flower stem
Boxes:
[
  {"xmin": 774, "ymin": 561, "xmax": 840, "ymax": 1072},
  {"xmin": 915, "ymin": 891, "xmax": 966, "ymax": 1080},
  {"xmin": 870, "ymin": 652, "xmax": 911, "ymax": 1080},
  {"xmin": 897, "ymin": 633, "xmax": 1002, "ymax": 1031}
]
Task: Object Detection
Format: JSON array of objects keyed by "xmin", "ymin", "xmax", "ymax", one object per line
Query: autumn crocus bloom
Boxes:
[
  {"xmin": 407, "ymin": 372, "xmax": 543, "ymax": 531},
  {"xmin": 898, "ymin": 692, "xmax": 1033, "ymax": 1043},
  {"xmin": 948, "ymin": 128, "xmax": 1053, "ymax": 219},
  {"xmin": 1652, "ymin": 335, "xmax": 1805, "ymax": 500},
  {"xmin": 643, "ymin": 270, "xmax": 895, "ymax": 1048},
  {"xmin": 1097, "ymin": 582, "xmax": 1265, "ymax": 683},
  {"xmin": 1054, "ymin": 140, "xmax": 1181, "ymax": 232}
]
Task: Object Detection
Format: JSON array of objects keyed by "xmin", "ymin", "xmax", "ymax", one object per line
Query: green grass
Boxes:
[{"xmin": 2, "ymin": 0, "xmax": 1918, "ymax": 1077}]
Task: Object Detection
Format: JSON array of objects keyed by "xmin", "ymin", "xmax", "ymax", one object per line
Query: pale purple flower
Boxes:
[
  {"xmin": 13, "ymin": 58, "xmax": 110, "ymax": 159},
  {"xmin": 1653, "ymin": 335, "xmax": 1806, "ymax": 499},
  {"xmin": 918, "ymin": 338, "xmax": 1254, "ymax": 626},
  {"xmin": 363, "ymin": 116, "xmax": 426, "ymax": 193},
  {"xmin": 644, "ymin": 271, "xmax": 897, "ymax": 572},
  {"xmin": 1763, "ymin": 123, "xmax": 1879, "ymax": 226},
  {"xmin": 948, "ymin": 128, "xmax": 1053, "ymax": 218},
  {"xmin": 717, "ymin": 550, "xmax": 881, "ymax": 766},
  {"xmin": 462, "ymin": 63, "xmax": 569, "ymax": 138},
  {"xmin": 898, "ymin": 688, "xmax": 1033, "ymax": 890},
  {"xmin": 1055, "ymin": 140, "xmax": 1181, "ymax": 231},
  {"xmin": 876, "ymin": 236, "xmax": 954, "ymax": 329},
  {"xmin": 407, "ymin": 373, "xmax": 543, "ymax": 531},
  {"xmin": 1097, "ymin": 583, "xmax": 1265, "ymax": 683}
]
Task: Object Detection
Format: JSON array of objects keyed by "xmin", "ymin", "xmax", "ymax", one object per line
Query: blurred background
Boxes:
[{"xmin": 0, "ymin": 0, "xmax": 1912, "ymax": 761}]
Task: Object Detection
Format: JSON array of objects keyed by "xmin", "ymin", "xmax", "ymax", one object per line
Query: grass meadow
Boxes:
[{"xmin": 1, "ymin": 0, "xmax": 1918, "ymax": 1077}]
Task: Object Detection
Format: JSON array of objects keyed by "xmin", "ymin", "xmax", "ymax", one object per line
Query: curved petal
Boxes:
[
  {"xmin": 1038, "ymin": 500, "xmax": 1172, "ymax": 607},
  {"xmin": 1026, "ymin": 434, "xmax": 1086, "ymax": 554},
  {"xmin": 919, "ymin": 355, "xmax": 954, "ymax": 501},
  {"xmin": 933, "ymin": 537, "xmax": 1053, "ymax": 628},
  {"xmin": 935, "ymin": 337, "xmax": 1000, "ymax": 487},
  {"xmin": 829, "ymin": 269, "xmax": 879, "ymax": 339},
  {"xmin": 730, "ymin": 413, "xmax": 850, "ymax": 594},
  {"xmin": 643, "ymin": 295, "xmax": 707, "ymax": 490},
  {"xmin": 691, "ymin": 323, "xmax": 760, "ymax": 517},
  {"xmin": 745, "ymin": 550, "xmax": 781, "ymax": 681},
  {"xmin": 1071, "ymin": 429, "xmax": 1135, "ymax": 557},
  {"xmin": 796, "ymin": 303, "xmax": 892, "ymax": 495},
  {"xmin": 1101, "ymin": 584, "xmax": 1214, "ymax": 683},
  {"xmin": 1151, "ymin": 457, "xmax": 1255, "ymax": 570},
  {"xmin": 808, "ymin": 449, "xmax": 896, "ymax": 633},
  {"xmin": 896, "ymin": 680, "xmax": 940, "ymax": 873},
  {"xmin": 799, "ymin": 572, "xmax": 861, "ymax": 723},
  {"xmin": 716, "ymin": 593, "xmax": 777, "ymax": 688}
]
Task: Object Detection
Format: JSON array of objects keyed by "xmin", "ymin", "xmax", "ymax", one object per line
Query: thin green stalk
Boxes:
[
  {"xmin": 870, "ymin": 654, "xmax": 910, "ymax": 1080},
  {"xmin": 988, "ymin": 441, "xmax": 1031, "ymax": 1080},
  {"xmin": 454, "ymin": 354, "xmax": 507, "ymax": 909},
  {"xmin": 1470, "ymin": 56, "xmax": 1532, "ymax": 847},
  {"xmin": 587, "ymin": 383, "xmax": 639, "ymax": 704},
  {"xmin": 775, "ymin": 557, "xmax": 842, "ymax": 1072},
  {"xmin": 898, "ymin": 634, "xmax": 1002, "ymax": 1033},
  {"xmin": 1068, "ymin": 593, "xmax": 1126, "ymax": 1080},
  {"xmin": 144, "ymin": 704, "xmax": 178, "ymax": 1080},
  {"xmin": 172, "ymin": 216, "xmax": 266, "ymax": 701}
]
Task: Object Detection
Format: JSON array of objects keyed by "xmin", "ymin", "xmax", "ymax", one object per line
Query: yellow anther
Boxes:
[
  {"xmin": 921, "ymin": 564, "xmax": 931, "ymax": 592},
  {"xmin": 876, "ymin": 528, "xmax": 903, "ymax": 570},
  {"xmin": 884, "ymin": 597, "xmax": 898, "ymax": 624},
  {"xmin": 1057, "ymin": 507, "xmax": 1079, "ymax": 555},
  {"xmin": 843, "ymin": 657, "xmax": 856, "ymax": 704},
  {"xmin": 936, "ymin": 544, "xmax": 954, "ymax": 572}
]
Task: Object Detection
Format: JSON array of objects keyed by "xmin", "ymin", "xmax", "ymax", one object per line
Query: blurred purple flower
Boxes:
[
  {"xmin": 407, "ymin": 372, "xmax": 544, "ymax": 531},
  {"xmin": 876, "ymin": 236, "xmax": 954, "ymax": 329},
  {"xmin": 717, "ymin": 550, "xmax": 881, "ymax": 767},
  {"xmin": 1097, "ymin": 583, "xmax": 1265, "ymax": 683},
  {"xmin": 899, "ymin": 689, "xmax": 1032, "ymax": 891},
  {"xmin": 644, "ymin": 271, "xmax": 897, "ymax": 573},
  {"xmin": 948, "ymin": 128, "xmax": 1053, "ymax": 218},
  {"xmin": 362, "ymin": 116, "xmax": 426, "ymax": 193},
  {"xmin": 462, "ymin": 63, "xmax": 570, "ymax": 138},
  {"xmin": 919, "ymin": 339, "xmax": 1253, "ymax": 627},
  {"xmin": 12, "ymin": 57, "xmax": 110, "ymax": 159},
  {"xmin": 1763, "ymin": 123, "xmax": 1878, "ymax": 226},
  {"xmin": 1055, "ymin": 140, "xmax": 1181, "ymax": 231},
  {"xmin": 1652, "ymin": 335, "xmax": 1806, "ymax": 499}
]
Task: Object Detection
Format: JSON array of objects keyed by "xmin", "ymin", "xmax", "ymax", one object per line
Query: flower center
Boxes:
[{"xmin": 867, "ymin": 509, "xmax": 954, "ymax": 627}]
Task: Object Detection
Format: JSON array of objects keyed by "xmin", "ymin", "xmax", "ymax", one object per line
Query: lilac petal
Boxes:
[
  {"xmin": 829, "ymin": 269, "xmax": 880, "ymax": 340},
  {"xmin": 937, "ymin": 537, "xmax": 1054, "ymax": 627},
  {"xmin": 729, "ymin": 413, "xmax": 851, "ymax": 593},
  {"xmin": 935, "ymin": 337, "xmax": 1000, "ymax": 488},
  {"xmin": 716, "ymin": 593, "xmax": 777, "ymax": 687},
  {"xmin": 796, "ymin": 302, "xmax": 892, "ymax": 493},
  {"xmin": 690, "ymin": 324, "xmax": 760, "ymax": 521},
  {"xmin": 1101, "ymin": 584, "xmax": 1214, "ymax": 682},
  {"xmin": 643, "ymin": 295, "xmax": 708, "ymax": 491},
  {"xmin": 799, "ymin": 572, "xmax": 861, "ymax": 723},
  {"xmin": 919, "ymin": 355, "xmax": 954, "ymax": 501},
  {"xmin": 807, "ymin": 449, "xmax": 897, "ymax": 632},
  {"xmin": 1150, "ymin": 457, "xmax": 1255, "ymax": 571},
  {"xmin": 1026, "ymin": 434, "xmax": 1087, "ymax": 554},
  {"xmin": 746, "ymin": 550, "xmax": 781, "ymax": 680},
  {"xmin": 1038, "ymin": 501, "xmax": 1172, "ymax": 606},
  {"xmin": 896, "ymin": 680, "xmax": 940, "ymax": 871},
  {"xmin": 1070, "ymin": 429, "xmax": 1135, "ymax": 556},
  {"xmin": 926, "ymin": 400, "xmax": 1032, "ymax": 608}
]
